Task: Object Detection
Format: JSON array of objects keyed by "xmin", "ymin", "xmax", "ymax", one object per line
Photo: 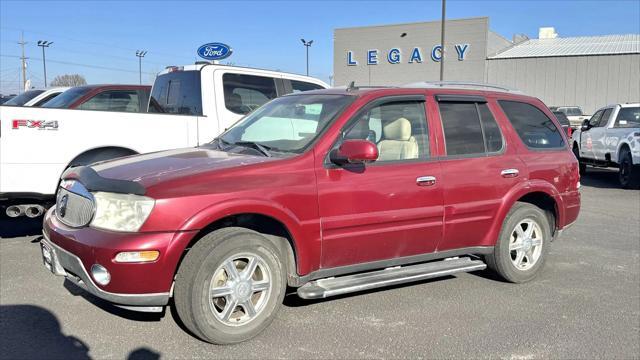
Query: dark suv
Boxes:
[{"xmin": 41, "ymin": 83, "xmax": 581, "ymax": 344}]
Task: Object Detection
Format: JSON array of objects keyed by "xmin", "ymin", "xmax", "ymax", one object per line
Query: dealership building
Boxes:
[{"xmin": 333, "ymin": 17, "xmax": 639, "ymax": 114}]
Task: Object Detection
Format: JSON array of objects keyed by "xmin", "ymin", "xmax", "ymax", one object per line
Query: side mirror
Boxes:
[
  {"xmin": 330, "ymin": 139, "xmax": 379, "ymax": 165},
  {"xmin": 581, "ymin": 119, "xmax": 591, "ymax": 132}
]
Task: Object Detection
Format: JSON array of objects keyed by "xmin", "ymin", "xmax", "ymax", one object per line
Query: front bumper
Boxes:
[
  {"xmin": 41, "ymin": 235, "xmax": 170, "ymax": 307},
  {"xmin": 41, "ymin": 208, "xmax": 198, "ymax": 309}
]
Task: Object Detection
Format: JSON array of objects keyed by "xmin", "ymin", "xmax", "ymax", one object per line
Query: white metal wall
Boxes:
[{"xmin": 486, "ymin": 54, "xmax": 640, "ymax": 114}]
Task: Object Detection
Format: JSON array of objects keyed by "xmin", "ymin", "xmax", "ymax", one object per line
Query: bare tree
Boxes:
[{"xmin": 50, "ymin": 74, "xmax": 87, "ymax": 87}]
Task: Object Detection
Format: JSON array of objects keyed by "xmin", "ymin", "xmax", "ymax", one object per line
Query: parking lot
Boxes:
[{"xmin": 0, "ymin": 167, "xmax": 638, "ymax": 359}]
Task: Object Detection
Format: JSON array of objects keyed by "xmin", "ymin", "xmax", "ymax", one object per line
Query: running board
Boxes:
[{"xmin": 297, "ymin": 257, "xmax": 486, "ymax": 299}]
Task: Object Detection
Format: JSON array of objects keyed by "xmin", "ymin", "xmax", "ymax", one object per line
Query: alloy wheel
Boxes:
[
  {"xmin": 208, "ymin": 253, "xmax": 272, "ymax": 326},
  {"xmin": 509, "ymin": 219, "xmax": 544, "ymax": 271}
]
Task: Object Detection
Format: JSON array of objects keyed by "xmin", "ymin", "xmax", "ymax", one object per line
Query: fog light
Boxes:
[
  {"xmin": 114, "ymin": 251, "xmax": 160, "ymax": 263},
  {"xmin": 91, "ymin": 264, "xmax": 111, "ymax": 285}
]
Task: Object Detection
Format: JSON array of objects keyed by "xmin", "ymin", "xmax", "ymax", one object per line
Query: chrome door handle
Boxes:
[
  {"xmin": 501, "ymin": 169, "xmax": 519, "ymax": 178},
  {"xmin": 416, "ymin": 176, "xmax": 437, "ymax": 186}
]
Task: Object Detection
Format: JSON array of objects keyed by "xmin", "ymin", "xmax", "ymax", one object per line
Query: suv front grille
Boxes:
[{"xmin": 56, "ymin": 181, "xmax": 94, "ymax": 228}]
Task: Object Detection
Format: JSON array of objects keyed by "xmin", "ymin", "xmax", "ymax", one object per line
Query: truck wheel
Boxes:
[
  {"xmin": 485, "ymin": 202, "xmax": 551, "ymax": 283},
  {"xmin": 174, "ymin": 227, "xmax": 286, "ymax": 344},
  {"xmin": 618, "ymin": 149, "xmax": 639, "ymax": 189},
  {"xmin": 573, "ymin": 144, "xmax": 586, "ymax": 175}
]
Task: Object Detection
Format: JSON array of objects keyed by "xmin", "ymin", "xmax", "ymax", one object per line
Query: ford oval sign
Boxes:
[{"xmin": 197, "ymin": 43, "xmax": 232, "ymax": 60}]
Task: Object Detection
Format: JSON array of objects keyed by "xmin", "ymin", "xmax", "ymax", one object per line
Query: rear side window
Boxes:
[
  {"xmin": 78, "ymin": 90, "xmax": 141, "ymax": 112},
  {"xmin": 499, "ymin": 100, "xmax": 565, "ymax": 149},
  {"xmin": 290, "ymin": 80, "xmax": 325, "ymax": 93},
  {"xmin": 438, "ymin": 101, "xmax": 503, "ymax": 156},
  {"xmin": 614, "ymin": 107, "xmax": 640, "ymax": 128},
  {"xmin": 223, "ymin": 74, "xmax": 278, "ymax": 115},
  {"xmin": 148, "ymin": 71, "xmax": 203, "ymax": 115},
  {"xmin": 32, "ymin": 93, "xmax": 61, "ymax": 107}
]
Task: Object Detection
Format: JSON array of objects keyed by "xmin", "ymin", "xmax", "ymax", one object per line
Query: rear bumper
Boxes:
[{"xmin": 560, "ymin": 190, "xmax": 581, "ymax": 230}]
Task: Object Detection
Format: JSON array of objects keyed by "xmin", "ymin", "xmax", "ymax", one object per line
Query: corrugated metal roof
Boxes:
[{"xmin": 490, "ymin": 34, "xmax": 640, "ymax": 59}]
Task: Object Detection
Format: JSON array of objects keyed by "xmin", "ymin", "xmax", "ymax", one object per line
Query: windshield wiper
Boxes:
[{"xmin": 217, "ymin": 139, "xmax": 272, "ymax": 157}]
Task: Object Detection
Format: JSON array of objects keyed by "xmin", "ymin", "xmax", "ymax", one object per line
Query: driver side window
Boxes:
[
  {"xmin": 588, "ymin": 110, "xmax": 603, "ymax": 127},
  {"xmin": 342, "ymin": 100, "xmax": 429, "ymax": 162}
]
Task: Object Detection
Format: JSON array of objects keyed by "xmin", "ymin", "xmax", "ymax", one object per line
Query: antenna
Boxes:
[{"xmin": 347, "ymin": 81, "xmax": 358, "ymax": 91}]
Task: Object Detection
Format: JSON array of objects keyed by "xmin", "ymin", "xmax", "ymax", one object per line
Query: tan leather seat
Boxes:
[{"xmin": 377, "ymin": 117, "xmax": 419, "ymax": 161}]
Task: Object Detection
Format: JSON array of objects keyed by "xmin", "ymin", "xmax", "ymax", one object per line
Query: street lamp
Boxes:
[
  {"xmin": 37, "ymin": 40, "xmax": 53, "ymax": 87},
  {"xmin": 136, "ymin": 50, "xmax": 147, "ymax": 85},
  {"xmin": 300, "ymin": 39, "xmax": 313, "ymax": 76}
]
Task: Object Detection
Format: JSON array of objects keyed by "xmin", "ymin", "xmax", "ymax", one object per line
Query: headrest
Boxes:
[
  {"xmin": 383, "ymin": 117, "xmax": 412, "ymax": 141},
  {"xmin": 227, "ymin": 93, "xmax": 242, "ymax": 107}
]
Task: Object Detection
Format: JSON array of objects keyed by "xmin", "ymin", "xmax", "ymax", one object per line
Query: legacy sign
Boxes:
[{"xmin": 346, "ymin": 44, "xmax": 469, "ymax": 65}]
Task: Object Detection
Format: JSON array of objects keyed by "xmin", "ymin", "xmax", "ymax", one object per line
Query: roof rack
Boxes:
[{"xmin": 402, "ymin": 81, "xmax": 523, "ymax": 94}]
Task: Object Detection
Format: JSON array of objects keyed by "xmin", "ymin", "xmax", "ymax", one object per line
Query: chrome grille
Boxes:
[{"xmin": 56, "ymin": 181, "xmax": 95, "ymax": 228}]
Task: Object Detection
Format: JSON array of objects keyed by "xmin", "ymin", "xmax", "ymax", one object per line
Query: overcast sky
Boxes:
[{"xmin": 1, "ymin": 0, "xmax": 639, "ymax": 94}]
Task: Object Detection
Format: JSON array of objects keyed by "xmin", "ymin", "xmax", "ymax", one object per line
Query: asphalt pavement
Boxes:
[{"xmin": 1, "ymin": 167, "xmax": 639, "ymax": 359}]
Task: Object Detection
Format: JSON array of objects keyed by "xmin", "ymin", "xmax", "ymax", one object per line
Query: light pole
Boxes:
[
  {"xmin": 37, "ymin": 40, "xmax": 53, "ymax": 87},
  {"xmin": 136, "ymin": 50, "xmax": 147, "ymax": 85},
  {"xmin": 300, "ymin": 39, "xmax": 313, "ymax": 76},
  {"xmin": 439, "ymin": 0, "xmax": 446, "ymax": 81}
]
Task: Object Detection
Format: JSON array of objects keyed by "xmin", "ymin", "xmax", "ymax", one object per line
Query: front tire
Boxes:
[
  {"xmin": 174, "ymin": 227, "xmax": 286, "ymax": 344},
  {"xmin": 618, "ymin": 149, "xmax": 639, "ymax": 189},
  {"xmin": 486, "ymin": 202, "xmax": 551, "ymax": 283}
]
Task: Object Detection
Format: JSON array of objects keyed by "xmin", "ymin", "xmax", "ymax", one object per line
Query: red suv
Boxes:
[{"xmin": 41, "ymin": 83, "xmax": 581, "ymax": 344}]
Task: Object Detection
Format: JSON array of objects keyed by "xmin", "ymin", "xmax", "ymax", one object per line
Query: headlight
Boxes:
[{"xmin": 91, "ymin": 192, "xmax": 155, "ymax": 232}]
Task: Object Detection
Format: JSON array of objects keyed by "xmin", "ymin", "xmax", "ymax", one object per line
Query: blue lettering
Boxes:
[
  {"xmin": 409, "ymin": 47, "xmax": 423, "ymax": 63},
  {"xmin": 367, "ymin": 49, "xmax": 378, "ymax": 65},
  {"xmin": 347, "ymin": 51, "xmax": 358, "ymax": 66},
  {"xmin": 387, "ymin": 48, "xmax": 401, "ymax": 64},
  {"xmin": 431, "ymin": 45, "xmax": 442, "ymax": 62},
  {"xmin": 455, "ymin": 44, "xmax": 469, "ymax": 61}
]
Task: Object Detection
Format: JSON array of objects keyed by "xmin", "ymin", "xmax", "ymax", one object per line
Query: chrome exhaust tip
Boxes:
[
  {"xmin": 25, "ymin": 205, "xmax": 45, "ymax": 218},
  {"xmin": 6, "ymin": 205, "xmax": 24, "ymax": 218}
]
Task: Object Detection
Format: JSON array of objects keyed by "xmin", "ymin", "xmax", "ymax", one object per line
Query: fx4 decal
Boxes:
[{"xmin": 11, "ymin": 119, "xmax": 59, "ymax": 130}]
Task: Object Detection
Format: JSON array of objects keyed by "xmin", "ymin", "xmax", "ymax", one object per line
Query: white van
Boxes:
[{"xmin": 0, "ymin": 64, "xmax": 328, "ymax": 217}]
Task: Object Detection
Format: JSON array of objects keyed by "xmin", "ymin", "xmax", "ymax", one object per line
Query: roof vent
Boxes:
[{"xmin": 539, "ymin": 27, "xmax": 558, "ymax": 39}]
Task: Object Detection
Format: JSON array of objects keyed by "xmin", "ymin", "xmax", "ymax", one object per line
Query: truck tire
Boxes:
[
  {"xmin": 174, "ymin": 227, "xmax": 286, "ymax": 344},
  {"xmin": 485, "ymin": 202, "xmax": 551, "ymax": 283},
  {"xmin": 573, "ymin": 144, "xmax": 586, "ymax": 176},
  {"xmin": 618, "ymin": 149, "xmax": 640, "ymax": 189}
]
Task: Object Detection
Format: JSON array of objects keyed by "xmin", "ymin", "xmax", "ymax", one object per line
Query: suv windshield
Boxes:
[
  {"xmin": 3, "ymin": 90, "xmax": 45, "ymax": 106},
  {"xmin": 42, "ymin": 87, "xmax": 92, "ymax": 108},
  {"xmin": 216, "ymin": 94, "xmax": 353, "ymax": 154},
  {"xmin": 148, "ymin": 70, "xmax": 202, "ymax": 115}
]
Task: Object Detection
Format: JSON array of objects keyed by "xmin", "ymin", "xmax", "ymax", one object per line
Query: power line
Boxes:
[
  {"xmin": 0, "ymin": 26, "xmax": 194, "ymax": 62},
  {"xmin": 0, "ymin": 54, "xmax": 156, "ymax": 75}
]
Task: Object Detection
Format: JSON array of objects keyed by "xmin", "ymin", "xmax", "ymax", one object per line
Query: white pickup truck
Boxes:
[
  {"xmin": 551, "ymin": 106, "xmax": 591, "ymax": 128},
  {"xmin": 571, "ymin": 103, "xmax": 640, "ymax": 188},
  {"xmin": 0, "ymin": 64, "xmax": 328, "ymax": 218}
]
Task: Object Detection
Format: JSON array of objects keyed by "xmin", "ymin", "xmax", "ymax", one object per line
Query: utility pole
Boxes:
[
  {"xmin": 37, "ymin": 40, "xmax": 53, "ymax": 87},
  {"xmin": 300, "ymin": 39, "xmax": 313, "ymax": 76},
  {"xmin": 136, "ymin": 50, "xmax": 147, "ymax": 85},
  {"xmin": 439, "ymin": 0, "xmax": 446, "ymax": 81},
  {"xmin": 18, "ymin": 32, "xmax": 28, "ymax": 93}
]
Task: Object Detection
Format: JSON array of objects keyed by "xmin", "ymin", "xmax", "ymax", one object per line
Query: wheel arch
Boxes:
[
  {"xmin": 487, "ymin": 181, "xmax": 562, "ymax": 246},
  {"xmin": 174, "ymin": 200, "xmax": 318, "ymax": 286},
  {"xmin": 616, "ymin": 142, "xmax": 631, "ymax": 164},
  {"xmin": 67, "ymin": 145, "xmax": 139, "ymax": 167}
]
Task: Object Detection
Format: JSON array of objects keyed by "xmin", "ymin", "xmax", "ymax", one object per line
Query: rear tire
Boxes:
[
  {"xmin": 486, "ymin": 202, "xmax": 551, "ymax": 283},
  {"xmin": 174, "ymin": 227, "xmax": 286, "ymax": 344},
  {"xmin": 618, "ymin": 149, "xmax": 639, "ymax": 189},
  {"xmin": 573, "ymin": 144, "xmax": 586, "ymax": 176}
]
